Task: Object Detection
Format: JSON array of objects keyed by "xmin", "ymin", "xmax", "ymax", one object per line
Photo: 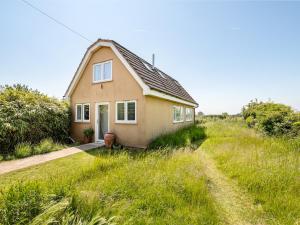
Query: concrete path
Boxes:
[{"xmin": 0, "ymin": 143, "xmax": 104, "ymax": 175}]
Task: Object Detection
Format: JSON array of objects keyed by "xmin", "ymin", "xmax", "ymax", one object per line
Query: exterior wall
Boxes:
[
  {"xmin": 144, "ymin": 96, "xmax": 195, "ymax": 144},
  {"xmin": 70, "ymin": 46, "xmax": 195, "ymax": 148},
  {"xmin": 70, "ymin": 46, "xmax": 147, "ymax": 148}
]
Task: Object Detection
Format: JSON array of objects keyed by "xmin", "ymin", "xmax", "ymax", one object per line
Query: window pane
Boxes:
[
  {"xmin": 93, "ymin": 64, "xmax": 101, "ymax": 81},
  {"xmin": 127, "ymin": 102, "xmax": 135, "ymax": 121},
  {"xmin": 103, "ymin": 62, "xmax": 112, "ymax": 80},
  {"xmin": 117, "ymin": 102, "xmax": 125, "ymax": 120},
  {"xmin": 76, "ymin": 105, "xmax": 82, "ymax": 120},
  {"xmin": 83, "ymin": 105, "xmax": 89, "ymax": 121}
]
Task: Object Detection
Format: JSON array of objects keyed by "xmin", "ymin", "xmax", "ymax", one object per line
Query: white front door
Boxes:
[{"xmin": 95, "ymin": 103, "xmax": 109, "ymax": 142}]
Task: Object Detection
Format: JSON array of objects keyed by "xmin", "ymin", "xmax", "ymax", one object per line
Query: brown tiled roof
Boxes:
[{"xmin": 111, "ymin": 40, "xmax": 197, "ymax": 104}]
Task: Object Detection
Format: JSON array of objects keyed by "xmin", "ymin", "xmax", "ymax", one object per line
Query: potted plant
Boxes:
[{"xmin": 83, "ymin": 128, "xmax": 94, "ymax": 143}]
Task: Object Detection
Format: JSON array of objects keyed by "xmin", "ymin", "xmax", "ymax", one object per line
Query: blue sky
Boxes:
[{"xmin": 1, "ymin": 0, "xmax": 299, "ymax": 114}]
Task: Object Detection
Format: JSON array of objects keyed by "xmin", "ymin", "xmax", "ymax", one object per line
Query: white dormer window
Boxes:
[
  {"xmin": 142, "ymin": 61, "xmax": 153, "ymax": 71},
  {"xmin": 93, "ymin": 60, "xmax": 112, "ymax": 83},
  {"xmin": 157, "ymin": 70, "xmax": 166, "ymax": 79}
]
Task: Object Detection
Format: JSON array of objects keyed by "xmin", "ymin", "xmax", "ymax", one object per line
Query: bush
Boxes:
[
  {"xmin": 148, "ymin": 125, "xmax": 206, "ymax": 149},
  {"xmin": 0, "ymin": 182, "xmax": 44, "ymax": 225},
  {"xmin": 83, "ymin": 128, "xmax": 94, "ymax": 138},
  {"xmin": 33, "ymin": 138, "xmax": 64, "ymax": 155},
  {"xmin": 0, "ymin": 84, "xmax": 71, "ymax": 156},
  {"xmin": 14, "ymin": 143, "xmax": 32, "ymax": 158},
  {"xmin": 242, "ymin": 100, "xmax": 299, "ymax": 136}
]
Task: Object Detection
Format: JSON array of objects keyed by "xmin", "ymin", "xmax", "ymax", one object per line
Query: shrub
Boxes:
[
  {"xmin": 33, "ymin": 138, "xmax": 63, "ymax": 155},
  {"xmin": 14, "ymin": 143, "xmax": 32, "ymax": 158},
  {"xmin": 242, "ymin": 100, "xmax": 299, "ymax": 136},
  {"xmin": 148, "ymin": 125, "xmax": 206, "ymax": 149},
  {"xmin": 83, "ymin": 128, "xmax": 94, "ymax": 139},
  {"xmin": 0, "ymin": 182, "xmax": 44, "ymax": 225},
  {"xmin": 0, "ymin": 84, "xmax": 71, "ymax": 155}
]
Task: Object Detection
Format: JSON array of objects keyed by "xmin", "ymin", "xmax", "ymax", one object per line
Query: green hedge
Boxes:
[
  {"xmin": 0, "ymin": 84, "xmax": 71, "ymax": 155},
  {"xmin": 242, "ymin": 100, "xmax": 300, "ymax": 136},
  {"xmin": 148, "ymin": 125, "xmax": 206, "ymax": 149}
]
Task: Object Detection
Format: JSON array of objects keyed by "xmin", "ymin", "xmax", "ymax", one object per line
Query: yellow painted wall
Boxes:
[{"xmin": 144, "ymin": 96, "xmax": 194, "ymax": 144}]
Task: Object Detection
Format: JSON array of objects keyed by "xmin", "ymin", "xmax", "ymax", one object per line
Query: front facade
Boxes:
[{"xmin": 65, "ymin": 39, "xmax": 198, "ymax": 148}]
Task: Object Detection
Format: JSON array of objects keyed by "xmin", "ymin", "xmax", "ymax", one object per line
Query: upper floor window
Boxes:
[
  {"xmin": 173, "ymin": 106, "xmax": 184, "ymax": 123},
  {"xmin": 93, "ymin": 60, "xmax": 112, "ymax": 83},
  {"xmin": 186, "ymin": 108, "xmax": 193, "ymax": 121},
  {"xmin": 116, "ymin": 100, "xmax": 136, "ymax": 124},
  {"xmin": 75, "ymin": 103, "xmax": 90, "ymax": 122}
]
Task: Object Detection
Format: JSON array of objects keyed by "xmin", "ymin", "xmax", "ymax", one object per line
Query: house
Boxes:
[{"xmin": 64, "ymin": 39, "xmax": 198, "ymax": 148}]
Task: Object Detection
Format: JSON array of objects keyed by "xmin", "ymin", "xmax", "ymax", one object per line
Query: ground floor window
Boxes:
[
  {"xmin": 173, "ymin": 106, "xmax": 184, "ymax": 123},
  {"xmin": 116, "ymin": 100, "xmax": 136, "ymax": 123},
  {"xmin": 186, "ymin": 108, "xmax": 193, "ymax": 121},
  {"xmin": 75, "ymin": 103, "xmax": 90, "ymax": 122}
]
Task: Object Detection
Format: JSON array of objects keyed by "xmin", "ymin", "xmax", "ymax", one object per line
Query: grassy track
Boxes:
[
  {"xmin": 199, "ymin": 150, "xmax": 266, "ymax": 225},
  {"xmin": 201, "ymin": 120, "xmax": 300, "ymax": 225}
]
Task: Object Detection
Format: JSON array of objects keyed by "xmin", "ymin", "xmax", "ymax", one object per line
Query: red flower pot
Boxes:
[{"xmin": 104, "ymin": 132, "xmax": 115, "ymax": 148}]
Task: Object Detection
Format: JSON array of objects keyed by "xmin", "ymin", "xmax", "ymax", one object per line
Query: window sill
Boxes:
[
  {"xmin": 92, "ymin": 79, "xmax": 112, "ymax": 84},
  {"xmin": 173, "ymin": 120, "xmax": 184, "ymax": 124},
  {"xmin": 186, "ymin": 120, "xmax": 193, "ymax": 122},
  {"xmin": 74, "ymin": 120, "xmax": 90, "ymax": 123},
  {"xmin": 115, "ymin": 121, "xmax": 137, "ymax": 124}
]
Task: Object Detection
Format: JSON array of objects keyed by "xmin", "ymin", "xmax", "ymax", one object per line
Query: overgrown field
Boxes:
[
  {"xmin": 1, "ymin": 120, "xmax": 299, "ymax": 224},
  {"xmin": 201, "ymin": 119, "xmax": 300, "ymax": 225},
  {"xmin": 0, "ymin": 145, "xmax": 219, "ymax": 224}
]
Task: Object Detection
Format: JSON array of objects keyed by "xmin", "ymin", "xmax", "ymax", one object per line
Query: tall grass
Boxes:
[
  {"xmin": 0, "ymin": 148, "xmax": 219, "ymax": 225},
  {"xmin": 148, "ymin": 125, "xmax": 206, "ymax": 149},
  {"xmin": 202, "ymin": 120, "xmax": 300, "ymax": 225}
]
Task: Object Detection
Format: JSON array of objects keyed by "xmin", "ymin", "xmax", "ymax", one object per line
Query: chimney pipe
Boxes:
[{"xmin": 152, "ymin": 53, "xmax": 155, "ymax": 69}]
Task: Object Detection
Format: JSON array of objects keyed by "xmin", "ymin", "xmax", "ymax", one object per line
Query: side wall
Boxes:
[
  {"xmin": 70, "ymin": 46, "xmax": 147, "ymax": 148},
  {"xmin": 144, "ymin": 96, "xmax": 195, "ymax": 144}
]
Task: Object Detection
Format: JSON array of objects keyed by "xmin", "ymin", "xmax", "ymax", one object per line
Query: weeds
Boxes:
[
  {"xmin": 148, "ymin": 125, "xmax": 206, "ymax": 149},
  {"xmin": 14, "ymin": 143, "xmax": 32, "ymax": 158},
  {"xmin": 0, "ymin": 148, "xmax": 219, "ymax": 225},
  {"xmin": 202, "ymin": 120, "xmax": 300, "ymax": 225},
  {"xmin": 33, "ymin": 138, "xmax": 65, "ymax": 155}
]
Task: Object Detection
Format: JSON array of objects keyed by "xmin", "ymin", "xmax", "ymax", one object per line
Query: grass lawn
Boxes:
[
  {"xmin": 0, "ymin": 147, "xmax": 220, "ymax": 225},
  {"xmin": 201, "ymin": 119, "xmax": 300, "ymax": 225}
]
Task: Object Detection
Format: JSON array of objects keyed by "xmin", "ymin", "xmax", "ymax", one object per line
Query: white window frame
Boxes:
[
  {"xmin": 173, "ymin": 106, "xmax": 184, "ymax": 123},
  {"xmin": 75, "ymin": 103, "xmax": 90, "ymax": 122},
  {"xmin": 115, "ymin": 100, "xmax": 137, "ymax": 124},
  {"xmin": 185, "ymin": 108, "xmax": 193, "ymax": 122},
  {"xmin": 92, "ymin": 60, "xmax": 113, "ymax": 83},
  {"xmin": 157, "ymin": 70, "xmax": 166, "ymax": 79},
  {"xmin": 142, "ymin": 61, "xmax": 153, "ymax": 71}
]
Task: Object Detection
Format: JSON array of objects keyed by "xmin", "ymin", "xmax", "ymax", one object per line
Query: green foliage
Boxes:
[
  {"xmin": 83, "ymin": 128, "xmax": 94, "ymax": 138},
  {"xmin": 242, "ymin": 100, "xmax": 299, "ymax": 136},
  {"xmin": 14, "ymin": 143, "xmax": 32, "ymax": 158},
  {"xmin": 33, "ymin": 138, "xmax": 65, "ymax": 155},
  {"xmin": 0, "ymin": 182, "xmax": 44, "ymax": 225},
  {"xmin": 30, "ymin": 198, "xmax": 115, "ymax": 225},
  {"xmin": 0, "ymin": 84, "xmax": 71, "ymax": 155},
  {"xmin": 203, "ymin": 120, "xmax": 300, "ymax": 225},
  {"xmin": 148, "ymin": 125, "xmax": 206, "ymax": 149},
  {"xmin": 0, "ymin": 148, "xmax": 220, "ymax": 224}
]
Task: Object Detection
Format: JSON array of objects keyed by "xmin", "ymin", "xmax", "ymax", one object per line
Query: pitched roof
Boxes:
[{"xmin": 65, "ymin": 39, "xmax": 198, "ymax": 106}]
